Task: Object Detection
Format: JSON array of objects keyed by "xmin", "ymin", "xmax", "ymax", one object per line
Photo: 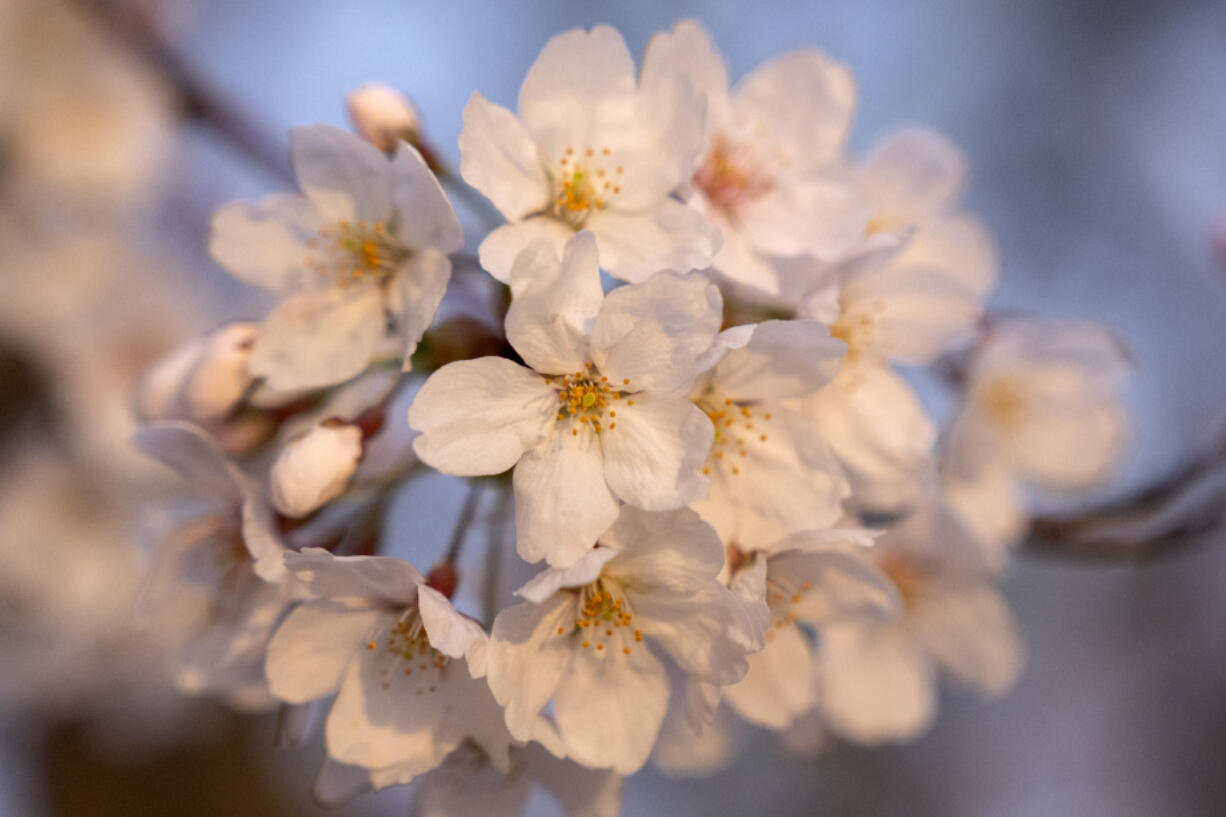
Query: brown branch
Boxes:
[
  {"xmin": 66, "ymin": 0, "xmax": 293, "ymax": 182},
  {"xmin": 1023, "ymin": 430, "xmax": 1226, "ymax": 561}
]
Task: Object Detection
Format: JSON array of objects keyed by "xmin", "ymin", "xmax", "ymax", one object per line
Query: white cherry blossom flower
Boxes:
[
  {"xmin": 816, "ymin": 505, "xmax": 1025, "ymax": 744},
  {"xmin": 136, "ymin": 322, "xmax": 258, "ymax": 426},
  {"xmin": 210, "ymin": 124, "xmax": 462, "ymax": 390},
  {"xmin": 782, "ymin": 130, "xmax": 998, "ymax": 512},
  {"xmin": 946, "ymin": 317, "xmax": 1130, "ymax": 492},
  {"xmin": 134, "ymin": 422, "xmax": 295, "ymax": 708},
  {"xmin": 642, "ymin": 19, "xmax": 870, "ymax": 294},
  {"xmin": 485, "ymin": 507, "xmax": 764, "ymax": 774},
  {"xmin": 265, "ymin": 548, "xmax": 509, "ymax": 790},
  {"xmin": 688, "ymin": 319, "xmax": 849, "ymax": 549},
  {"xmin": 409, "ymin": 739, "xmax": 622, "ymax": 817},
  {"xmin": 409, "ymin": 233, "xmax": 720, "ymax": 566},
  {"xmin": 720, "ymin": 529, "xmax": 898, "ymax": 731},
  {"xmin": 458, "ymin": 25, "xmax": 719, "ymax": 283}
]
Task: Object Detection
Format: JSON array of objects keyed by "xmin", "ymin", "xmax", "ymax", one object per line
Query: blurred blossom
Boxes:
[{"xmin": 0, "ymin": 0, "xmax": 174, "ymax": 217}]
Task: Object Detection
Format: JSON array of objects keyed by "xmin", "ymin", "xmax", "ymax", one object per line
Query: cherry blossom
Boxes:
[
  {"xmin": 210, "ymin": 124, "xmax": 462, "ymax": 390},
  {"xmin": 409, "ymin": 233, "xmax": 719, "ymax": 566},
  {"xmin": 459, "ymin": 25, "xmax": 719, "ymax": 282}
]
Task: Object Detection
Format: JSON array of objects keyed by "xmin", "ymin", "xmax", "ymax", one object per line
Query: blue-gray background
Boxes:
[{"xmin": 13, "ymin": 1, "xmax": 1226, "ymax": 815}]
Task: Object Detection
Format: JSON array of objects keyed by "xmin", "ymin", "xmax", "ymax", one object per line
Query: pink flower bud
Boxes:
[
  {"xmin": 346, "ymin": 83, "xmax": 421, "ymax": 153},
  {"xmin": 270, "ymin": 423, "xmax": 364, "ymax": 517}
]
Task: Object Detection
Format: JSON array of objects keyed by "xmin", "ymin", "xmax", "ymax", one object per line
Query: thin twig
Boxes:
[{"xmin": 443, "ymin": 479, "xmax": 485, "ymax": 565}]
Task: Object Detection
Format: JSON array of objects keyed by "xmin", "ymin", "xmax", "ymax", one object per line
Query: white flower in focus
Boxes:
[
  {"xmin": 720, "ymin": 529, "xmax": 898, "ymax": 731},
  {"xmin": 688, "ymin": 320, "xmax": 849, "ymax": 549},
  {"xmin": 409, "ymin": 233, "xmax": 719, "ymax": 566},
  {"xmin": 947, "ymin": 318, "xmax": 1131, "ymax": 492},
  {"xmin": 641, "ymin": 20, "xmax": 869, "ymax": 294},
  {"xmin": 347, "ymin": 83, "xmax": 421, "ymax": 152},
  {"xmin": 486, "ymin": 507, "xmax": 764, "ymax": 773},
  {"xmin": 266, "ymin": 549, "xmax": 509, "ymax": 789},
  {"xmin": 135, "ymin": 422, "xmax": 295, "ymax": 709},
  {"xmin": 459, "ymin": 25, "xmax": 719, "ymax": 283},
  {"xmin": 816, "ymin": 506, "xmax": 1025, "ymax": 744},
  {"xmin": 210, "ymin": 124, "xmax": 463, "ymax": 390}
]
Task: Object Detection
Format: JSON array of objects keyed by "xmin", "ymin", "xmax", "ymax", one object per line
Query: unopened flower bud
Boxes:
[
  {"xmin": 134, "ymin": 337, "xmax": 207, "ymax": 421},
  {"xmin": 270, "ymin": 422, "xmax": 364, "ymax": 518},
  {"xmin": 346, "ymin": 83, "xmax": 420, "ymax": 153},
  {"xmin": 183, "ymin": 323, "xmax": 258, "ymax": 421}
]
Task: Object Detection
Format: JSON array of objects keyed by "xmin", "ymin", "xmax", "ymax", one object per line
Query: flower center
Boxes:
[
  {"xmin": 366, "ymin": 606, "xmax": 449, "ymax": 694},
  {"xmin": 977, "ymin": 377, "xmax": 1027, "ymax": 431},
  {"xmin": 549, "ymin": 146, "xmax": 624, "ymax": 228},
  {"xmin": 306, "ymin": 219, "xmax": 407, "ymax": 286},
  {"xmin": 763, "ymin": 569, "xmax": 813, "ymax": 637},
  {"xmin": 693, "ymin": 133, "xmax": 774, "ymax": 215},
  {"xmin": 697, "ymin": 392, "xmax": 772, "ymax": 477},
  {"xmin": 830, "ymin": 298, "xmax": 891, "ymax": 366},
  {"xmin": 875, "ymin": 553, "xmax": 926, "ymax": 610},
  {"xmin": 547, "ymin": 362, "xmax": 631, "ymax": 436},
  {"xmin": 552, "ymin": 579, "xmax": 642, "ymax": 656}
]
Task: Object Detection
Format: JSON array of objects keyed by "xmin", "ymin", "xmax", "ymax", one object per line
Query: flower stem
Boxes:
[{"xmin": 444, "ymin": 479, "xmax": 486, "ymax": 565}]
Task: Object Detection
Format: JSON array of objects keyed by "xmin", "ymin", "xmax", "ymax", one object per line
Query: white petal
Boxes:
[
  {"xmin": 706, "ymin": 211, "xmax": 783, "ymax": 294},
  {"xmin": 505, "ymin": 232, "xmax": 602, "ymax": 374},
  {"xmin": 514, "ymin": 546, "xmax": 621, "ymax": 604},
  {"xmin": 208, "ymin": 193, "xmax": 322, "ymax": 292},
  {"xmin": 1012, "ymin": 397, "xmax": 1128, "ymax": 490},
  {"xmin": 590, "ymin": 272, "xmax": 722, "ymax": 393},
  {"xmin": 250, "ymin": 284, "xmax": 387, "ymax": 391},
  {"xmin": 768, "ymin": 548, "xmax": 899, "ymax": 625},
  {"xmin": 732, "ymin": 50, "xmax": 854, "ymax": 169},
  {"xmin": 811, "ymin": 364, "xmax": 935, "ymax": 511},
  {"xmin": 641, "ymin": 19, "xmax": 730, "ymax": 128},
  {"xmin": 487, "ymin": 593, "xmax": 575, "ymax": 739},
  {"xmin": 417, "ymin": 585, "xmax": 487, "ymax": 662},
  {"xmin": 390, "ymin": 142, "xmax": 463, "ymax": 253},
  {"xmin": 601, "ymin": 506, "xmax": 724, "ymax": 593},
  {"xmin": 478, "ymin": 216, "xmax": 575, "ymax": 283},
  {"xmin": 525, "ymin": 742, "xmax": 624, "ymax": 817},
  {"xmin": 133, "ymin": 421, "xmax": 244, "ymax": 503},
  {"xmin": 513, "ymin": 428, "xmax": 620, "ymax": 567},
  {"xmin": 589, "ymin": 200, "xmax": 721, "ymax": 283},
  {"xmin": 324, "ymin": 650, "xmax": 457, "ymax": 777},
  {"xmin": 553, "ymin": 630, "xmax": 669, "ymax": 774},
  {"xmin": 409, "ymin": 357, "xmax": 555, "ymax": 476},
  {"xmin": 517, "ymin": 26, "xmax": 637, "ymax": 162},
  {"xmin": 389, "ymin": 250, "xmax": 451, "ymax": 367},
  {"xmin": 266, "ymin": 603, "xmax": 382, "ymax": 703},
  {"xmin": 713, "ymin": 320, "xmax": 845, "ymax": 401},
  {"xmin": 735, "ymin": 176, "xmax": 871, "ymax": 259},
  {"xmin": 632, "ymin": 582, "xmax": 756, "ymax": 685},
  {"xmin": 290, "ymin": 124, "xmax": 394, "ymax": 224},
  {"xmin": 284, "ymin": 549, "xmax": 422, "ymax": 606},
  {"xmin": 861, "ymin": 128, "xmax": 967, "ymax": 225},
  {"xmin": 600, "ymin": 393, "xmax": 712, "ymax": 510},
  {"xmin": 414, "ymin": 751, "xmax": 530, "ymax": 817},
  {"xmin": 240, "ymin": 491, "xmax": 289, "ymax": 583},
  {"xmin": 913, "ymin": 584, "xmax": 1026, "ymax": 696},
  {"xmin": 723, "ymin": 623, "xmax": 815, "ymax": 730},
  {"xmin": 820, "ymin": 623, "xmax": 936, "ymax": 744},
  {"xmin": 458, "ymin": 92, "xmax": 549, "ymax": 222}
]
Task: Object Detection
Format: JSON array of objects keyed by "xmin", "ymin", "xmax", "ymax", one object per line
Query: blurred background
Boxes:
[{"xmin": 1, "ymin": 0, "xmax": 1224, "ymax": 815}]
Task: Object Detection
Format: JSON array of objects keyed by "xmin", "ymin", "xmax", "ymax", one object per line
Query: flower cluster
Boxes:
[{"xmin": 133, "ymin": 19, "xmax": 1131, "ymax": 815}]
